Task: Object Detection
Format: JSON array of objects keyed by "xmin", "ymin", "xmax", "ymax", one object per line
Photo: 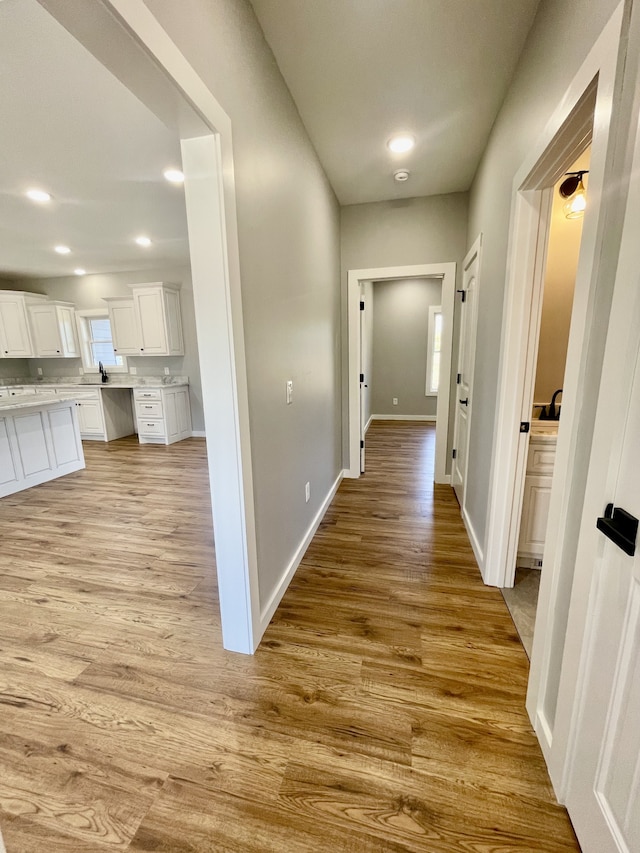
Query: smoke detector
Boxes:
[{"xmin": 394, "ymin": 169, "xmax": 410, "ymax": 182}]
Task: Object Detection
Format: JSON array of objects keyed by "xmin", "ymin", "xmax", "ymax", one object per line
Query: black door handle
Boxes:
[
  {"xmin": 596, "ymin": 503, "xmax": 638, "ymax": 556},
  {"xmin": 459, "ymin": 398, "xmax": 469, "ymax": 406}
]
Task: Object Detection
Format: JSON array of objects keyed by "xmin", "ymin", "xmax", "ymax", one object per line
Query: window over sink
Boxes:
[{"xmin": 76, "ymin": 309, "xmax": 128, "ymax": 373}]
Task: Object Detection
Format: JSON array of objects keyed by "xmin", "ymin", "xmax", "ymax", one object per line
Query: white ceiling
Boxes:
[
  {"xmin": 250, "ymin": 0, "xmax": 541, "ymax": 205},
  {"xmin": 0, "ymin": 0, "xmax": 541, "ymax": 280},
  {"xmin": 0, "ymin": 0, "xmax": 189, "ymax": 280}
]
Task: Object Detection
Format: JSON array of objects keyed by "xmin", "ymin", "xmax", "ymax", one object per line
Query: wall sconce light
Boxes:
[{"xmin": 559, "ymin": 170, "xmax": 589, "ymax": 219}]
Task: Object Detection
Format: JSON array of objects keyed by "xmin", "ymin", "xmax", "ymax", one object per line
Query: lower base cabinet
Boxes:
[
  {"xmin": 517, "ymin": 432, "xmax": 557, "ymax": 566},
  {"xmin": 134, "ymin": 386, "xmax": 192, "ymax": 445}
]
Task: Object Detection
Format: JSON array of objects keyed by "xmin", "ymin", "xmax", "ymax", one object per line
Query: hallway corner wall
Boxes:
[{"xmin": 142, "ymin": 0, "xmax": 342, "ymax": 620}]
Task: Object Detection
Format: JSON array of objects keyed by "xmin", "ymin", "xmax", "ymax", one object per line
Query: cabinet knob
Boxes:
[
  {"xmin": 140, "ymin": 348, "xmax": 144, "ymax": 352},
  {"xmin": 114, "ymin": 348, "xmax": 117, "ymax": 352},
  {"xmin": 56, "ymin": 350, "xmax": 60, "ymax": 354}
]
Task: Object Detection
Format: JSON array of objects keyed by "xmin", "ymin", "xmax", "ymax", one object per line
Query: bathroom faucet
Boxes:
[{"xmin": 548, "ymin": 388, "xmax": 562, "ymax": 420}]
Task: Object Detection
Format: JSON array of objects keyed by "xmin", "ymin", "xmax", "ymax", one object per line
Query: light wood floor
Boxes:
[{"xmin": 0, "ymin": 422, "xmax": 579, "ymax": 851}]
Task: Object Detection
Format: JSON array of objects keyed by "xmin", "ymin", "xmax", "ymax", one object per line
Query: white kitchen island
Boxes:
[{"xmin": 0, "ymin": 394, "xmax": 85, "ymax": 498}]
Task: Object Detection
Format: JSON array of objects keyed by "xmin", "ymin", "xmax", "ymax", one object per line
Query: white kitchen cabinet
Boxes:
[
  {"xmin": 517, "ymin": 431, "xmax": 557, "ymax": 565},
  {"xmin": 104, "ymin": 283, "xmax": 184, "ymax": 357},
  {"xmin": 76, "ymin": 396, "xmax": 105, "ymax": 436},
  {"xmin": 134, "ymin": 385, "xmax": 191, "ymax": 444},
  {"xmin": 104, "ymin": 297, "xmax": 140, "ymax": 356},
  {"xmin": 0, "ymin": 292, "xmax": 47, "ymax": 358},
  {"xmin": 29, "ymin": 301, "xmax": 80, "ymax": 358}
]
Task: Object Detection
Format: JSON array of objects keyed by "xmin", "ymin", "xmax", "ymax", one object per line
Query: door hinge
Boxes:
[
  {"xmin": 360, "ymin": 440, "xmax": 364, "ymax": 449},
  {"xmin": 452, "ymin": 448, "xmax": 457, "ymax": 459},
  {"xmin": 360, "ymin": 301, "xmax": 365, "ymax": 310},
  {"xmin": 456, "ymin": 373, "xmax": 461, "ymax": 384},
  {"xmin": 456, "ymin": 289, "xmax": 467, "ymax": 303},
  {"xmin": 360, "ymin": 373, "xmax": 364, "ymax": 383},
  {"xmin": 520, "ymin": 421, "xmax": 530, "ymax": 433}
]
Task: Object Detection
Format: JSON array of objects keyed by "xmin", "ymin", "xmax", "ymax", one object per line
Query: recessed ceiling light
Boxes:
[
  {"xmin": 54, "ymin": 245, "xmax": 71, "ymax": 255},
  {"xmin": 163, "ymin": 168, "xmax": 184, "ymax": 184},
  {"xmin": 26, "ymin": 188, "xmax": 52, "ymax": 203},
  {"xmin": 74, "ymin": 268, "xmax": 86, "ymax": 276},
  {"xmin": 135, "ymin": 236, "xmax": 152, "ymax": 247},
  {"xmin": 387, "ymin": 134, "xmax": 415, "ymax": 154}
]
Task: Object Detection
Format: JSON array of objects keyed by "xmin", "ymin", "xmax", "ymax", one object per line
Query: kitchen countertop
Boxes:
[
  {"xmin": 0, "ymin": 376, "xmax": 189, "ymax": 388},
  {"xmin": 0, "ymin": 393, "xmax": 68, "ymax": 411}
]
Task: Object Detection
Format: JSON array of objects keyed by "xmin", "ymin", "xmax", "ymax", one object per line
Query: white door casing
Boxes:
[
  {"xmin": 39, "ymin": 0, "xmax": 260, "ymax": 653},
  {"xmin": 452, "ymin": 236, "xmax": 481, "ymax": 510},
  {"xmin": 346, "ymin": 262, "xmax": 456, "ymax": 483}
]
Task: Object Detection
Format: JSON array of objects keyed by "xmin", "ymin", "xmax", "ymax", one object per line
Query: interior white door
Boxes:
[
  {"xmin": 359, "ymin": 294, "xmax": 366, "ymax": 473},
  {"xmin": 566, "ymin": 339, "xmax": 640, "ymax": 852},
  {"xmin": 451, "ymin": 242, "xmax": 480, "ymax": 506},
  {"xmin": 562, "ymin": 102, "xmax": 640, "ymax": 851}
]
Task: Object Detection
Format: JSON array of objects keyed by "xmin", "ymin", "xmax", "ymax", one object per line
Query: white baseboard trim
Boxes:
[
  {"xmin": 365, "ymin": 414, "xmax": 373, "ymax": 433},
  {"xmin": 371, "ymin": 414, "xmax": 436, "ymax": 422},
  {"xmin": 259, "ymin": 469, "xmax": 344, "ymax": 633},
  {"xmin": 462, "ymin": 506, "xmax": 484, "ymax": 575},
  {"xmin": 191, "ymin": 430, "xmax": 206, "ymax": 438}
]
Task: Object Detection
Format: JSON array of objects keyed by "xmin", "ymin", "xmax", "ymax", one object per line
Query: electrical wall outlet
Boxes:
[
  {"xmin": 393, "ymin": 397, "xmax": 398, "ymax": 406},
  {"xmin": 130, "ymin": 367, "xmax": 137, "ymax": 375},
  {"xmin": 286, "ymin": 380, "xmax": 293, "ymax": 405},
  {"xmin": 164, "ymin": 366, "xmax": 170, "ymax": 375},
  {"xmin": 37, "ymin": 367, "xmax": 43, "ymax": 376},
  {"xmin": 305, "ymin": 482, "xmax": 310, "ymax": 503}
]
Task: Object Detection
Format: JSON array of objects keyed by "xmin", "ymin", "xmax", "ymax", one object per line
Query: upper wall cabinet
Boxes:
[
  {"xmin": 103, "ymin": 297, "xmax": 139, "ymax": 356},
  {"xmin": 28, "ymin": 301, "xmax": 80, "ymax": 358},
  {"xmin": 105, "ymin": 282, "xmax": 184, "ymax": 357},
  {"xmin": 0, "ymin": 291, "xmax": 47, "ymax": 358}
]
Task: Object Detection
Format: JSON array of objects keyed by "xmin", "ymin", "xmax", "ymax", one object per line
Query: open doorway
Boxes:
[
  {"xmin": 347, "ymin": 262, "xmax": 456, "ymax": 483},
  {"xmin": 502, "ymin": 148, "xmax": 591, "ymax": 657}
]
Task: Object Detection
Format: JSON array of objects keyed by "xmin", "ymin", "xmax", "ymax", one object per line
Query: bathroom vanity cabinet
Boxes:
[{"xmin": 517, "ymin": 427, "xmax": 558, "ymax": 567}]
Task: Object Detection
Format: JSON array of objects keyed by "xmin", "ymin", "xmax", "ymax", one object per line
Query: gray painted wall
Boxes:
[
  {"xmin": 144, "ymin": 0, "xmax": 342, "ymax": 611},
  {"xmin": 341, "ymin": 193, "xmax": 468, "ymax": 467},
  {"xmin": 465, "ymin": 0, "xmax": 620, "ymax": 550},
  {"xmin": 371, "ymin": 278, "xmax": 442, "ymax": 417},
  {"xmin": 1, "ymin": 266, "xmax": 205, "ymax": 431}
]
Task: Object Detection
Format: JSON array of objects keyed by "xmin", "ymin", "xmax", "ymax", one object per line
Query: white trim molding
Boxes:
[
  {"xmin": 259, "ymin": 470, "xmax": 344, "ymax": 633},
  {"xmin": 347, "ymin": 263, "xmax": 456, "ymax": 483},
  {"xmin": 371, "ymin": 414, "xmax": 436, "ymax": 422}
]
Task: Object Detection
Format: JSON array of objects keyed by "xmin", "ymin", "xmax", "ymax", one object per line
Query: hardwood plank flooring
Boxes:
[{"xmin": 0, "ymin": 424, "xmax": 579, "ymax": 851}]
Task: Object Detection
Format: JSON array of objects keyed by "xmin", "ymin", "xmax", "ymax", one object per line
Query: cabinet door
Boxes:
[
  {"xmin": 164, "ymin": 288, "xmax": 184, "ymax": 355},
  {"xmin": 57, "ymin": 306, "xmax": 80, "ymax": 357},
  {"xmin": 164, "ymin": 391, "xmax": 180, "ymax": 441},
  {"xmin": 134, "ymin": 289, "xmax": 167, "ymax": 355},
  {"xmin": 0, "ymin": 417, "xmax": 20, "ymax": 486},
  {"xmin": 176, "ymin": 388, "xmax": 191, "ymax": 436},
  {"xmin": 77, "ymin": 400, "xmax": 104, "ymax": 435},
  {"xmin": 0, "ymin": 298, "xmax": 34, "ymax": 357},
  {"xmin": 30, "ymin": 304, "xmax": 63, "ymax": 357},
  {"xmin": 108, "ymin": 300, "xmax": 140, "ymax": 355},
  {"xmin": 518, "ymin": 474, "xmax": 552, "ymax": 557}
]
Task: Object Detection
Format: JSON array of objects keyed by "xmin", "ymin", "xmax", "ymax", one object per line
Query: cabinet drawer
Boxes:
[
  {"xmin": 135, "ymin": 400, "xmax": 163, "ymax": 418},
  {"xmin": 133, "ymin": 388, "xmax": 162, "ymax": 401},
  {"xmin": 527, "ymin": 444, "xmax": 556, "ymax": 475},
  {"xmin": 137, "ymin": 418, "xmax": 166, "ymax": 437}
]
